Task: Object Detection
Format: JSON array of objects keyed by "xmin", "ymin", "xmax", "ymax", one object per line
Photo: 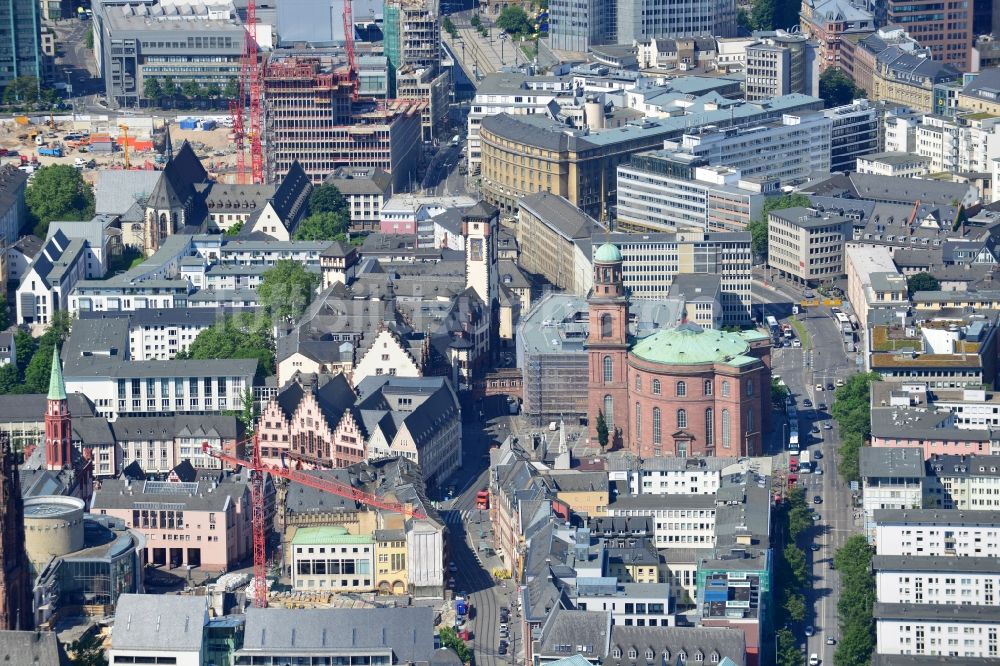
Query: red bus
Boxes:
[{"xmin": 476, "ymin": 490, "xmax": 489, "ymax": 510}]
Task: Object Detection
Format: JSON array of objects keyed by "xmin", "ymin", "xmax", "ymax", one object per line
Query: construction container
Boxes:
[
  {"xmin": 201, "ymin": 120, "xmax": 217, "ymax": 130},
  {"xmin": 178, "ymin": 118, "xmax": 198, "ymax": 130}
]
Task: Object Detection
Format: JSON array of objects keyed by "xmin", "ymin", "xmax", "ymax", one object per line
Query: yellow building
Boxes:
[
  {"xmin": 549, "ymin": 472, "xmax": 609, "ymax": 518},
  {"xmin": 871, "ymin": 52, "xmax": 960, "ymax": 113},
  {"xmin": 958, "ymin": 70, "xmax": 1000, "ymax": 117},
  {"xmin": 374, "ymin": 528, "xmax": 408, "ymax": 595}
]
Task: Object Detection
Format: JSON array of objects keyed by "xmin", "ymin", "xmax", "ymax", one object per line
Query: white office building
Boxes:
[
  {"xmin": 607, "ymin": 456, "xmax": 727, "ymax": 496},
  {"xmin": 875, "ymin": 603, "xmax": 1000, "ymax": 659},
  {"xmin": 874, "ymin": 555, "xmax": 1000, "ymax": 606},
  {"xmin": 616, "ymin": 150, "xmax": 775, "ymax": 234},
  {"xmin": 667, "ymin": 112, "xmax": 832, "ymax": 186}
]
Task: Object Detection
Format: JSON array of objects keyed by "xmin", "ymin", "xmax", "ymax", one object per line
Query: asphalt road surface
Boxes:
[{"xmin": 753, "ymin": 275, "xmax": 862, "ymax": 665}]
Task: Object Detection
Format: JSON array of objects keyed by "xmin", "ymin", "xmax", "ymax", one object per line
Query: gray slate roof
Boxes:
[
  {"xmin": 873, "ymin": 555, "xmax": 1000, "ymax": 574},
  {"xmin": 0, "ymin": 630, "xmax": 67, "ymax": 665},
  {"xmin": 95, "ymin": 170, "xmax": 161, "ymax": 215},
  {"xmin": 605, "ymin": 625, "xmax": 746, "ymax": 666},
  {"xmin": 859, "ymin": 447, "xmax": 926, "ymax": 479},
  {"xmin": 111, "ymin": 594, "xmax": 208, "ymax": 652},
  {"xmin": 875, "ymin": 602, "xmax": 1000, "ymax": 622},
  {"xmin": 519, "ymin": 191, "xmax": 607, "ymax": 241},
  {"xmin": 111, "ymin": 415, "xmax": 243, "ymax": 441},
  {"xmin": 238, "ymin": 607, "xmax": 435, "ymax": 660}
]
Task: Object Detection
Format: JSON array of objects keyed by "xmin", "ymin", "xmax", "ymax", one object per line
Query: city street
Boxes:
[
  {"xmin": 439, "ymin": 400, "xmax": 520, "ymax": 666},
  {"xmin": 421, "ymin": 139, "xmax": 469, "ymax": 196},
  {"xmin": 444, "ymin": 13, "xmax": 521, "ymax": 83},
  {"xmin": 753, "ymin": 276, "xmax": 862, "ymax": 665}
]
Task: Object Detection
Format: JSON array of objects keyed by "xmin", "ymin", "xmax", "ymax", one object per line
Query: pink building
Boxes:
[
  {"xmin": 257, "ymin": 374, "xmax": 362, "ymax": 469},
  {"xmin": 91, "ymin": 462, "xmax": 255, "ymax": 571},
  {"xmin": 871, "ymin": 409, "xmax": 997, "ymax": 459}
]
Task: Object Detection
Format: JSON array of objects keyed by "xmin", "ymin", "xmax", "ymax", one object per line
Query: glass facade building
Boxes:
[{"xmin": 0, "ymin": 0, "xmax": 42, "ymax": 89}]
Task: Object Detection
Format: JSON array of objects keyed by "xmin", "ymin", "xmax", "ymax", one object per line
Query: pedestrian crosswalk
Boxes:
[{"xmin": 444, "ymin": 509, "xmax": 478, "ymax": 525}]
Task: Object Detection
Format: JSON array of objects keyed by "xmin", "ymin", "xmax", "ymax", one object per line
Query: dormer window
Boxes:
[
  {"xmin": 645, "ymin": 649, "xmax": 654, "ymax": 660},
  {"xmin": 613, "ymin": 649, "xmax": 622, "ymax": 659},
  {"xmin": 628, "ymin": 649, "xmax": 637, "ymax": 659}
]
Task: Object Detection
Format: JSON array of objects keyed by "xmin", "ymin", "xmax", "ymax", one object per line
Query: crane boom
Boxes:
[
  {"xmin": 342, "ymin": 0, "xmax": 358, "ymax": 100},
  {"xmin": 201, "ymin": 437, "xmax": 427, "ymax": 606}
]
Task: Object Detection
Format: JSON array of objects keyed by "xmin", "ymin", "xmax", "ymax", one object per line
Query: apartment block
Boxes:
[
  {"xmin": 875, "ymin": 603, "xmax": 1000, "ymax": 659},
  {"xmin": 874, "ymin": 556, "xmax": 1000, "ymax": 606},
  {"xmin": 264, "ymin": 53, "xmax": 422, "ymax": 188},
  {"xmin": 591, "ymin": 230, "xmax": 753, "ymax": 322},
  {"xmin": 615, "ymin": 0, "xmax": 738, "ymax": 45},
  {"xmin": 616, "ymin": 150, "xmax": 775, "ymax": 234},
  {"xmin": 856, "ymin": 152, "xmax": 931, "ymax": 177},
  {"xmin": 874, "ymin": 509, "xmax": 1000, "ymax": 557},
  {"xmin": 859, "ymin": 447, "xmax": 926, "ymax": 541},
  {"xmin": 767, "ymin": 207, "xmax": 852, "ymax": 285}
]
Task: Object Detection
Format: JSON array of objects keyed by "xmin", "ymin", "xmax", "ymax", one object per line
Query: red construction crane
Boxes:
[
  {"xmin": 230, "ymin": 0, "xmax": 264, "ymax": 184},
  {"xmin": 341, "ymin": 0, "xmax": 358, "ymax": 100},
  {"xmin": 201, "ymin": 438, "xmax": 427, "ymax": 608}
]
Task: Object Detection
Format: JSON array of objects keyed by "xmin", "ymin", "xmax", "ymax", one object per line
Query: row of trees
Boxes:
[
  {"xmin": 832, "ymin": 536, "xmax": 876, "ymax": 666},
  {"xmin": 0, "ymin": 312, "xmax": 73, "ymax": 396},
  {"xmin": 2, "ymin": 76, "xmax": 62, "ymax": 108},
  {"xmin": 26, "ymin": 165, "xmax": 96, "ymax": 238},
  {"xmin": 746, "ymin": 193, "xmax": 811, "ymax": 260},
  {"xmin": 774, "ymin": 485, "xmax": 812, "ymax": 666},
  {"xmin": 143, "ymin": 77, "xmax": 240, "ymax": 103},
  {"xmin": 830, "ymin": 371, "xmax": 881, "ymax": 484}
]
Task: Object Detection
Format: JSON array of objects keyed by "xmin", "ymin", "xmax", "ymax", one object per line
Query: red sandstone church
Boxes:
[{"xmin": 587, "ymin": 243, "xmax": 772, "ymax": 458}]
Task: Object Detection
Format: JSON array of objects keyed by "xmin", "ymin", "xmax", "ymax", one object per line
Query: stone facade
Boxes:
[{"xmin": 587, "ymin": 244, "xmax": 770, "ymax": 458}]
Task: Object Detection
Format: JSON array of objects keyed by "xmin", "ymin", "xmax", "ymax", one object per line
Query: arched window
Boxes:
[
  {"xmin": 635, "ymin": 375, "xmax": 641, "ymax": 391},
  {"xmin": 704, "ymin": 380, "xmax": 713, "ymax": 396},
  {"xmin": 676, "ymin": 381, "xmax": 686, "ymax": 397},
  {"xmin": 722, "ymin": 381, "xmax": 730, "ymax": 397},
  {"xmin": 652, "ymin": 379, "xmax": 661, "ymax": 395},
  {"xmin": 635, "ymin": 403, "xmax": 642, "ymax": 441},
  {"xmin": 652, "ymin": 408, "xmax": 661, "ymax": 444},
  {"xmin": 677, "ymin": 409, "xmax": 687, "ymax": 429},
  {"xmin": 604, "ymin": 395, "xmax": 614, "ymax": 429},
  {"xmin": 601, "ymin": 313, "xmax": 613, "ymax": 338},
  {"xmin": 722, "ymin": 409, "xmax": 731, "ymax": 448},
  {"xmin": 705, "ymin": 408, "xmax": 714, "ymax": 446},
  {"xmin": 603, "ymin": 356, "xmax": 613, "ymax": 382}
]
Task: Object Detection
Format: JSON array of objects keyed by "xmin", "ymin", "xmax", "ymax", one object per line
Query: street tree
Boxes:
[
  {"xmin": 294, "ymin": 211, "xmax": 349, "ymax": 241},
  {"xmin": 784, "ymin": 544, "xmax": 808, "ymax": 587},
  {"xmin": 907, "ymin": 272, "xmax": 940, "ymax": 293},
  {"xmin": 68, "ymin": 633, "xmax": 108, "ymax": 666},
  {"xmin": 783, "ymin": 590, "xmax": 806, "ymax": 623},
  {"xmin": 746, "ymin": 193, "xmax": 811, "ymax": 260},
  {"xmin": 596, "ymin": 410, "xmax": 609, "ymax": 450},
  {"xmin": 776, "ymin": 628, "xmax": 803, "ymax": 666},
  {"xmin": 438, "ymin": 627, "xmax": 472, "ymax": 664},
  {"xmin": 497, "ymin": 6, "xmax": 533, "ymax": 37},
  {"xmin": 308, "ymin": 183, "xmax": 349, "ymax": 217},
  {"xmin": 2, "ymin": 76, "xmax": 40, "ymax": 105},
  {"xmin": 258, "ymin": 260, "xmax": 321, "ymax": 324},
  {"xmin": 25, "ymin": 165, "xmax": 96, "ymax": 237},
  {"xmin": 143, "ymin": 77, "xmax": 162, "ymax": 101},
  {"xmin": 178, "ymin": 313, "xmax": 274, "ymax": 380},
  {"xmin": 819, "ymin": 68, "xmax": 862, "ymax": 108}
]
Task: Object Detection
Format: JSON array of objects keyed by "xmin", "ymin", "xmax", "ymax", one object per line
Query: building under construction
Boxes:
[{"xmin": 265, "ymin": 51, "xmax": 424, "ymax": 188}]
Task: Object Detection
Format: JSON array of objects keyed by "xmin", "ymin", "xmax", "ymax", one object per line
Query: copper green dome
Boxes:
[
  {"xmin": 631, "ymin": 325, "xmax": 757, "ymax": 366},
  {"xmin": 594, "ymin": 243, "xmax": 622, "ymax": 263}
]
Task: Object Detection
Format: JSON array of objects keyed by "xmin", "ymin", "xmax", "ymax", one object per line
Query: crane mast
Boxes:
[
  {"xmin": 201, "ymin": 438, "xmax": 427, "ymax": 608},
  {"xmin": 230, "ymin": 0, "xmax": 264, "ymax": 184}
]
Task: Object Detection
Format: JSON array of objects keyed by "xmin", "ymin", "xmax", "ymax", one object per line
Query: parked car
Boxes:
[
  {"xmin": 805, "ymin": 626, "xmax": 815, "ymax": 637},
  {"xmin": 803, "ymin": 399, "xmax": 812, "ymax": 407},
  {"xmin": 812, "ymin": 514, "xmax": 821, "ymax": 521},
  {"xmin": 810, "ymin": 544, "xmax": 821, "ymax": 552},
  {"xmin": 814, "ymin": 451, "xmax": 823, "ymax": 460},
  {"xmin": 813, "ymin": 495, "xmax": 822, "ymax": 504},
  {"xmin": 823, "ymin": 423, "xmax": 833, "ymax": 430},
  {"xmin": 809, "ymin": 653, "xmax": 820, "ymax": 666},
  {"xmin": 826, "ymin": 637, "xmax": 836, "ymax": 645}
]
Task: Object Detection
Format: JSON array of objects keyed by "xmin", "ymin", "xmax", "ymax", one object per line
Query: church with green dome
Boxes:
[{"xmin": 586, "ymin": 244, "xmax": 772, "ymax": 458}]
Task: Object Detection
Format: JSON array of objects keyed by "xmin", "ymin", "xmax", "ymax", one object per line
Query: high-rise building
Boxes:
[
  {"xmin": 823, "ymin": 98, "xmax": 879, "ymax": 172},
  {"xmin": 887, "ymin": 0, "xmax": 973, "ymax": 71},
  {"xmin": 0, "ymin": 432, "xmax": 32, "ymax": 631},
  {"xmin": 264, "ymin": 53, "xmax": 423, "ymax": 187},
  {"xmin": 0, "ymin": 0, "xmax": 42, "ymax": 90},
  {"xmin": 616, "ymin": 0, "xmax": 737, "ymax": 45},
  {"xmin": 383, "ymin": 0, "xmax": 447, "ymax": 140},
  {"xmin": 744, "ymin": 31, "xmax": 819, "ymax": 101}
]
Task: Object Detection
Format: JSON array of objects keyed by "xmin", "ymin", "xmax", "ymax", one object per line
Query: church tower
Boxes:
[
  {"xmin": 587, "ymin": 243, "xmax": 630, "ymax": 450},
  {"xmin": 0, "ymin": 433, "xmax": 33, "ymax": 630},
  {"xmin": 44, "ymin": 347, "xmax": 71, "ymax": 471}
]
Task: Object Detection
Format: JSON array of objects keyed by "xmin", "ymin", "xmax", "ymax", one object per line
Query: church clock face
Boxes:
[{"xmin": 470, "ymin": 238, "xmax": 484, "ymax": 261}]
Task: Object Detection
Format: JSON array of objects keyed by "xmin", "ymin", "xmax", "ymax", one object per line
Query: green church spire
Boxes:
[{"xmin": 47, "ymin": 345, "xmax": 66, "ymax": 401}]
